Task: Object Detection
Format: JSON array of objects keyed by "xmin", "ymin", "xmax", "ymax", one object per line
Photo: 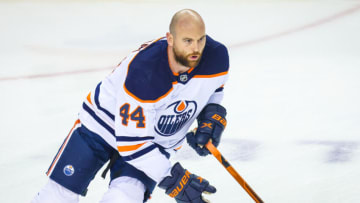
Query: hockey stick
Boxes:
[{"xmin": 205, "ymin": 141, "xmax": 264, "ymax": 203}]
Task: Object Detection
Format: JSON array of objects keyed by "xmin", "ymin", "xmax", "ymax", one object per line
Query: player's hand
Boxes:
[
  {"xmin": 158, "ymin": 162, "xmax": 216, "ymax": 203},
  {"xmin": 186, "ymin": 103, "xmax": 227, "ymax": 156}
]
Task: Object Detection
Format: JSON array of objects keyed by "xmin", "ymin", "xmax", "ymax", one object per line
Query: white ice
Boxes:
[{"xmin": 0, "ymin": 0, "xmax": 359, "ymax": 202}]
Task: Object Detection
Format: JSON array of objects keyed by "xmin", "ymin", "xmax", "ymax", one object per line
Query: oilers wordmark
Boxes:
[
  {"xmin": 155, "ymin": 100, "xmax": 197, "ymax": 136},
  {"xmin": 157, "ymin": 111, "xmax": 192, "ymax": 133}
]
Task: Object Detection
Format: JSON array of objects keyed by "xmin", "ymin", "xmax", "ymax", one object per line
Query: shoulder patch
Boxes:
[
  {"xmin": 124, "ymin": 40, "xmax": 175, "ymax": 103},
  {"xmin": 193, "ymin": 36, "xmax": 229, "ymax": 77}
]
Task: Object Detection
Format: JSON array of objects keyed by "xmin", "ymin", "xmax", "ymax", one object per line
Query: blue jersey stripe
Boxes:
[
  {"xmin": 153, "ymin": 143, "xmax": 170, "ymax": 159},
  {"xmin": 116, "ymin": 136, "xmax": 154, "ymax": 142},
  {"xmin": 215, "ymin": 86, "xmax": 224, "ymax": 92},
  {"xmin": 121, "ymin": 144, "xmax": 157, "ymax": 161},
  {"xmin": 82, "ymin": 103, "xmax": 115, "ymax": 137},
  {"xmin": 95, "ymin": 82, "xmax": 115, "ymax": 121}
]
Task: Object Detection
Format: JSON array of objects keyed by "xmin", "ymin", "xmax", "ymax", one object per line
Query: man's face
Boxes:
[{"xmin": 170, "ymin": 25, "xmax": 206, "ymax": 68}]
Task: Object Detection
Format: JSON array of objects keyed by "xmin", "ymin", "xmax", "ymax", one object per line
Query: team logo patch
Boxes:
[
  {"xmin": 179, "ymin": 74, "xmax": 188, "ymax": 82},
  {"xmin": 63, "ymin": 165, "xmax": 75, "ymax": 176},
  {"xmin": 155, "ymin": 100, "xmax": 197, "ymax": 136}
]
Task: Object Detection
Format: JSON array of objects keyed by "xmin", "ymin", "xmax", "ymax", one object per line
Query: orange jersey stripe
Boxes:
[
  {"xmin": 124, "ymin": 37, "xmax": 175, "ymax": 103},
  {"xmin": 86, "ymin": 92, "xmax": 93, "ymax": 105},
  {"xmin": 123, "ymin": 84, "xmax": 174, "ymax": 103},
  {"xmin": 193, "ymin": 71, "xmax": 228, "ymax": 78},
  {"xmin": 175, "ymin": 145, "xmax": 182, "ymax": 150},
  {"xmin": 123, "ymin": 80, "xmax": 177, "ymax": 103},
  {"xmin": 46, "ymin": 119, "xmax": 81, "ymax": 176},
  {"xmin": 117, "ymin": 142, "xmax": 146, "ymax": 152},
  {"xmin": 187, "ymin": 67, "xmax": 195, "ymax": 73}
]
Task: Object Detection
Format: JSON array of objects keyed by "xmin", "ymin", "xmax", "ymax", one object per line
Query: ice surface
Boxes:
[{"xmin": 1, "ymin": 0, "xmax": 359, "ymax": 202}]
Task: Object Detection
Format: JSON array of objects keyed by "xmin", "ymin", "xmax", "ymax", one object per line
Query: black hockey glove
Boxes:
[
  {"xmin": 158, "ymin": 162, "xmax": 216, "ymax": 203},
  {"xmin": 186, "ymin": 103, "xmax": 227, "ymax": 156}
]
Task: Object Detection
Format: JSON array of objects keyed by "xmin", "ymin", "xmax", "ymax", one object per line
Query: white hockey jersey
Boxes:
[{"xmin": 79, "ymin": 36, "xmax": 229, "ymax": 184}]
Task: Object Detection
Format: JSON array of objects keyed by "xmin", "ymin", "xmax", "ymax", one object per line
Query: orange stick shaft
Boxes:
[{"xmin": 205, "ymin": 142, "xmax": 264, "ymax": 203}]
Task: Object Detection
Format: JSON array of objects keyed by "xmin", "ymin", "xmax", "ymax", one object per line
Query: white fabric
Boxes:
[
  {"xmin": 99, "ymin": 176, "xmax": 146, "ymax": 203},
  {"xmin": 31, "ymin": 179, "xmax": 79, "ymax": 203},
  {"xmin": 32, "ymin": 177, "xmax": 146, "ymax": 203},
  {"xmin": 207, "ymin": 90, "xmax": 225, "ymax": 104}
]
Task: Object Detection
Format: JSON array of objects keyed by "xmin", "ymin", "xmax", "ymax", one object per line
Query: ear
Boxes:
[{"xmin": 166, "ymin": 32, "xmax": 174, "ymax": 47}]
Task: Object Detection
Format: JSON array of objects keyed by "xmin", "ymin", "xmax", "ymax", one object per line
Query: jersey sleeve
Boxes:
[
  {"xmin": 207, "ymin": 85, "xmax": 224, "ymax": 104},
  {"xmin": 207, "ymin": 53, "xmax": 229, "ymax": 104},
  {"xmin": 202, "ymin": 39, "xmax": 229, "ymax": 105}
]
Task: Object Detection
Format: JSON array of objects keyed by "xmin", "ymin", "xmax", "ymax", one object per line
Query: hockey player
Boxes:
[{"xmin": 32, "ymin": 8, "xmax": 229, "ymax": 203}]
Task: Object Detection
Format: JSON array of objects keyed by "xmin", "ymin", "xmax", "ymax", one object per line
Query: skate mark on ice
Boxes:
[
  {"xmin": 299, "ymin": 140, "xmax": 359, "ymax": 163},
  {"xmin": 218, "ymin": 139, "xmax": 261, "ymax": 161},
  {"xmin": 173, "ymin": 139, "xmax": 261, "ymax": 162}
]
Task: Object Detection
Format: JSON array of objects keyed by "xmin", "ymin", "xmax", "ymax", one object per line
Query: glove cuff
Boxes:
[
  {"xmin": 158, "ymin": 163, "xmax": 191, "ymax": 198},
  {"xmin": 198, "ymin": 103, "xmax": 227, "ymax": 120}
]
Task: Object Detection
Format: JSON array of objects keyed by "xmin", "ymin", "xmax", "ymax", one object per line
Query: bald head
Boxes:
[
  {"xmin": 166, "ymin": 9, "xmax": 207, "ymax": 69},
  {"xmin": 169, "ymin": 9, "xmax": 205, "ymax": 36}
]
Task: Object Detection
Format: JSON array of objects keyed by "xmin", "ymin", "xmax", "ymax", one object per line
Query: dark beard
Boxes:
[{"xmin": 173, "ymin": 47, "xmax": 201, "ymax": 68}]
